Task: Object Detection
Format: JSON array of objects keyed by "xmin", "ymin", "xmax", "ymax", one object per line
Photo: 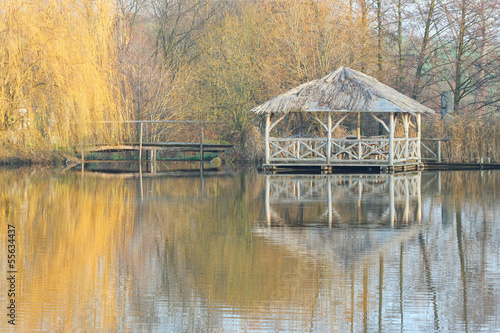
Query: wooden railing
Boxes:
[
  {"xmin": 421, "ymin": 138, "xmax": 450, "ymax": 162},
  {"xmin": 268, "ymin": 137, "xmax": 423, "ymax": 164},
  {"xmin": 330, "ymin": 138, "xmax": 390, "ymax": 162},
  {"xmin": 269, "ymin": 138, "xmax": 327, "ymax": 162},
  {"xmin": 394, "ymin": 138, "xmax": 420, "ymax": 163}
]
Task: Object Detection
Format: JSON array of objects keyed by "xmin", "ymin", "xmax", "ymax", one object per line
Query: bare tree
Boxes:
[
  {"xmin": 411, "ymin": 0, "xmax": 437, "ymax": 100},
  {"xmin": 151, "ymin": 0, "xmax": 221, "ymax": 75},
  {"xmin": 116, "ymin": 0, "xmax": 148, "ymax": 51},
  {"xmin": 430, "ymin": 0, "xmax": 500, "ymax": 112}
]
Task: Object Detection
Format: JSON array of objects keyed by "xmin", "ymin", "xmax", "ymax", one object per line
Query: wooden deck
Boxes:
[
  {"xmin": 424, "ymin": 162, "xmax": 500, "ymax": 171},
  {"xmin": 261, "ymin": 161, "xmax": 500, "ymax": 174},
  {"xmin": 262, "ymin": 161, "xmax": 424, "ymax": 173}
]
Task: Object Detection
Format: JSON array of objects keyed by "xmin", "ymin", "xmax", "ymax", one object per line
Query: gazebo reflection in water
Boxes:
[{"xmin": 263, "ymin": 173, "xmax": 422, "ymax": 228}]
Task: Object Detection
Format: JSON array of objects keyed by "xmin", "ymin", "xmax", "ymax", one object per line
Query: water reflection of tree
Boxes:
[
  {"xmin": 412, "ymin": 171, "xmax": 500, "ymax": 331},
  {"xmin": 0, "ymin": 170, "xmax": 136, "ymax": 332},
  {"xmin": 1, "ymin": 169, "xmax": 499, "ymax": 331}
]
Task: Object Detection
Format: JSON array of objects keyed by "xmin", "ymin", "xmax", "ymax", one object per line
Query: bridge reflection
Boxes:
[{"xmin": 263, "ymin": 173, "xmax": 422, "ymax": 227}]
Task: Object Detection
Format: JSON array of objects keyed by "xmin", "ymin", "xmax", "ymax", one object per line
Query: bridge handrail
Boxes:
[
  {"xmin": 81, "ymin": 120, "xmax": 227, "ymax": 163},
  {"xmin": 421, "ymin": 138, "xmax": 451, "ymax": 162}
]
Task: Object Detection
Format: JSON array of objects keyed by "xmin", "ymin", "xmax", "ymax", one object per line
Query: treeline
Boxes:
[{"xmin": 1, "ymin": 0, "xmax": 499, "ymax": 163}]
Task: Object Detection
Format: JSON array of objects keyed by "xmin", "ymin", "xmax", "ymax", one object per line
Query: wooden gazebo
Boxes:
[{"xmin": 251, "ymin": 67, "xmax": 435, "ymax": 173}]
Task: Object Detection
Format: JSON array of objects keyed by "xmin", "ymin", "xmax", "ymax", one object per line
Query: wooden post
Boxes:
[
  {"xmin": 265, "ymin": 114, "xmax": 270, "ymax": 164},
  {"xmin": 151, "ymin": 149, "xmax": 157, "ymax": 174},
  {"xmin": 139, "ymin": 122, "xmax": 143, "ymax": 162},
  {"xmin": 417, "ymin": 113, "xmax": 421, "ymax": 163},
  {"xmin": 437, "ymin": 140, "xmax": 442, "ymax": 163},
  {"xmin": 200, "ymin": 124, "xmax": 204, "ymax": 161},
  {"xmin": 327, "ymin": 112, "xmax": 332, "ymax": 163},
  {"xmin": 404, "ymin": 114, "xmax": 409, "ymax": 162},
  {"xmin": 389, "ymin": 112, "xmax": 395, "ymax": 166},
  {"xmin": 357, "ymin": 112, "xmax": 362, "ymax": 160}
]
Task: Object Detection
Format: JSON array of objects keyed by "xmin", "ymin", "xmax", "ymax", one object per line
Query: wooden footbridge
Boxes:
[{"xmin": 80, "ymin": 120, "xmax": 233, "ymax": 163}]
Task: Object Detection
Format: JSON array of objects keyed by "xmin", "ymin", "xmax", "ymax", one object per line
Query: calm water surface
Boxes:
[{"xmin": 0, "ymin": 166, "xmax": 499, "ymax": 332}]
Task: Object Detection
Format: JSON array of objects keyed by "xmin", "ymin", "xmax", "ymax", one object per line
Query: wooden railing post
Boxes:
[
  {"xmin": 417, "ymin": 113, "xmax": 421, "ymax": 163},
  {"xmin": 389, "ymin": 113, "xmax": 394, "ymax": 166},
  {"xmin": 139, "ymin": 122, "xmax": 143, "ymax": 162},
  {"xmin": 357, "ymin": 112, "xmax": 362, "ymax": 160},
  {"xmin": 404, "ymin": 114, "xmax": 409, "ymax": 161},
  {"xmin": 200, "ymin": 124, "xmax": 204, "ymax": 161},
  {"xmin": 265, "ymin": 114, "xmax": 270, "ymax": 164},
  {"xmin": 437, "ymin": 140, "xmax": 441, "ymax": 163},
  {"xmin": 327, "ymin": 112, "xmax": 332, "ymax": 163}
]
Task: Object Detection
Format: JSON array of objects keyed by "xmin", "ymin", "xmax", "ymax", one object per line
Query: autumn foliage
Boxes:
[
  {"xmin": 0, "ymin": 0, "xmax": 499, "ymax": 163},
  {"xmin": 0, "ymin": 0, "xmax": 125, "ymax": 162}
]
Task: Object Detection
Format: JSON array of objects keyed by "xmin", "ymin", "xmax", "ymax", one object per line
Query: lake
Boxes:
[{"xmin": 1, "ymin": 165, "xmax": 499, "ymax": 332}]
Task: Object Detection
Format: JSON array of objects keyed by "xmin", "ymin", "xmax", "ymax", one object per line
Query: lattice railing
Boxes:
[
  {"xmin": 268, "ymin": 137, "xmax": 422, "ymax": 164},
  {"xmin": 394, "ymin": 138, "xmax": 419, "ymax": 162},
  {"xmin": 269, "ymin": 138, "xmax": 327, "ymax": 161},
  {"xmin": 330, "ymin": 138, "xmax": 390, "ymax": 162}
]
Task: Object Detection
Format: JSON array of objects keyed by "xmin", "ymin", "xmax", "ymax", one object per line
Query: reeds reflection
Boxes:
[{"xmin": 0, "ymin": 168, "xmax": 498, "ymax": 332}]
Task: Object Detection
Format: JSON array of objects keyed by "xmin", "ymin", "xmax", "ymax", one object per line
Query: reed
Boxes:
[{"xmin": 423, "ymin": 113, "xmax": 499, "ymax": 163}]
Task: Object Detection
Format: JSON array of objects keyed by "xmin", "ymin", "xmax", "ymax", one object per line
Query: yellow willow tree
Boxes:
[{"xmin": 0, "ymin": 0, "xmax": 125, "ymax": 159}]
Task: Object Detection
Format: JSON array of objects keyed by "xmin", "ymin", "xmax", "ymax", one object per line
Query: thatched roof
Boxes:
[{"xmin": 250, "ymin": 67, "xmax": 435, "ymax": 115}]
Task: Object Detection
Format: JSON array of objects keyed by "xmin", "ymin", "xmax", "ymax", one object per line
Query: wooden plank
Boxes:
[
  {"xmin": 269, "ymin": 138, "xmax": 327, "ymax": 142},
  {"xmin": 421, "ymin": 138, "xmax": 450, "ymax": 142}
]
